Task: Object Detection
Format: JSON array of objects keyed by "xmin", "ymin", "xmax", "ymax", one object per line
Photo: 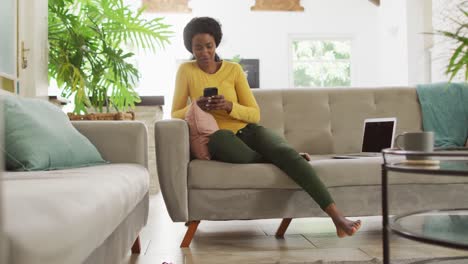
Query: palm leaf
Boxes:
[
  {"xmin": 435, "ymin": 1, "xmax": 468, "ymax": 82},
  {"xmin": 48, "ymin": 0, "xmax": 172, "ymax": 114}
]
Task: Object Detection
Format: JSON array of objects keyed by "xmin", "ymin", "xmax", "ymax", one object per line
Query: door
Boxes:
[{"xmin": 17, "ymin": 0, "xmax": 48, "ymax": 98}]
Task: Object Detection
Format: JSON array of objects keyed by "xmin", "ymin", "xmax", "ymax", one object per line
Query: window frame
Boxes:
[{"xmin": 288, "ymin": 35, "xmax": 356, "ymax": 88}]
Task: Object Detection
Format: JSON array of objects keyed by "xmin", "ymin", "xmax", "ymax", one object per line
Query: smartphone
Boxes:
[{"xmin": 203, "ymin": 87, "xmax": 218, "ymax": 97}]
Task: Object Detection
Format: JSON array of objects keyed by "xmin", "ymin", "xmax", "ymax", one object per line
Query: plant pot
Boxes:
[{"xmin": 67, "ymin": 111, "xmax": 135, "ymax": 121}]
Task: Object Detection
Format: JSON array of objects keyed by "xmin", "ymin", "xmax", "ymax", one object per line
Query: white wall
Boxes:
[
  {"xmin": 41, "ymin": 0, "xmax": 435, "ymax": 117},
  {"xmin": 406, "ymin": 0, "xmax": 433, "ymax": 85},
  {"xmin": 378, "ymin": 0, "xmax": 464, "ymax": 86},
  {"xmin": 376, "ymin": 0, "xmax": 409, "ymax": 86},
  {"xmin": 132, "ymin": 0, "xmax": 384, "ymax": 116}
]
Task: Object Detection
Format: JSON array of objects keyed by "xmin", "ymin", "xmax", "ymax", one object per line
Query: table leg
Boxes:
[{"xmin": 382, "ymin": 164, "xmax": 390, "ymax": 264}]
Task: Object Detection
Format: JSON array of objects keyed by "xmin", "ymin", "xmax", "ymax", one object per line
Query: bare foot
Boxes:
[
  {"xmin": 325, "ymin": 203, "xmax": 361, "ymax": 238},
  {"xmin": 332, "ymin": 217, "xmax": 361, "ymax": 238}
]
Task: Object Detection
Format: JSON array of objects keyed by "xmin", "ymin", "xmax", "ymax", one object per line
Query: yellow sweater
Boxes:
[{"xmin": 171, "ymin": 60, "xmax": 260, "ymax": 133}]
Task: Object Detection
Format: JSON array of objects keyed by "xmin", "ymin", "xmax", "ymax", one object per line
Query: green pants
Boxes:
[{"xmin": 208, "ymin": 123, "xmax": 334, "ymax": 210}]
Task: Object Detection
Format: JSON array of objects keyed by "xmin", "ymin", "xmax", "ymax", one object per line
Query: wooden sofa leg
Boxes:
[
  {"xmin": 275, "ymin": 218, "xmax": 292, "ymax": 238},
  {"xmin": 131, "ymin": 236, "xmax": 141, "ymax": 254},
  {"xmin": 180, "ymin": 221, "xmax": 200, "ymax": 248}
]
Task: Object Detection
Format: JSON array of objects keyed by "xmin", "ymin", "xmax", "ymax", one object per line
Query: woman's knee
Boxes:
[{"xmin": 273, "ymin": 144, "xmax": 299, "ymax": 157}]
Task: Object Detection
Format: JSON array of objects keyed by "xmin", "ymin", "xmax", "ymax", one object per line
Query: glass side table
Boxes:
[{"xmin": 381, "ymin": 149, "xmax": 468, "ymax": 264}]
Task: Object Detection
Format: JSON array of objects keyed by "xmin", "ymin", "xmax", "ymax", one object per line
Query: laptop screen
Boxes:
[{"xmin": 361, "ymin": 120, "xmax": 396, "ymax": 152}]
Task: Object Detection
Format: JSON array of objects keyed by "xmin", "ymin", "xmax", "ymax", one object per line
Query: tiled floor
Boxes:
[{"xmin": 121, "ymin": 195, "xmax": 468, "ymax": 264}]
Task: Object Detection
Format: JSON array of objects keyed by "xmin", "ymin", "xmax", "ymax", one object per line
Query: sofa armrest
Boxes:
[
  {"xmin": 72, "ymin": 121, "xmax": 148, "ymax": 168},
  {"xmin": 154, "ymin": 119, "xmax": 190, "ymax": 222}
]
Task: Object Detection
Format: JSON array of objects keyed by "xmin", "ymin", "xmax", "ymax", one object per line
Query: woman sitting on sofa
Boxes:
[{"xmin": 171, "ymin": 16, "xmax": 361, "ymax": 237}]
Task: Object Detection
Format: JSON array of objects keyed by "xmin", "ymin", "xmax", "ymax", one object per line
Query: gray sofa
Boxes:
[
  {"xmin": 2, "ymin": 121, "xmax": 150, "ymax": 264},
  {"xmin": 155, "ymin": 87, "xmax": 468, "ymax": 247}
]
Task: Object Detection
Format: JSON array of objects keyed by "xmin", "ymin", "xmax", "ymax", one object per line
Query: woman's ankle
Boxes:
[{"xmin": 324, "ymin": 203, "xmax": 341, "ymax": 219}]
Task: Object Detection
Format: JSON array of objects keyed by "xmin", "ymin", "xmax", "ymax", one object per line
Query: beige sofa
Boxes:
[
  {"xmin": 155, "ymin": 87, "xmax": 468, "ymax": 247},
  {"xmin": 2, "ymin": 121, "xmax": 150, "ymax": 264}
]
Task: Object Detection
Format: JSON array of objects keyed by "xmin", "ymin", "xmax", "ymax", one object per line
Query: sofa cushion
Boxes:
[
  {"xmin": 188, "ymin": 156, "xmax": 468, "ymax": 189},
  {"xmin": 2, "ymin": 95, "xmax": 106, "ymax": 171},
  {"xmin": 3, "ymin": 163, "xmax": 149, "ymax": 264},
  {"xmin": 253, "ymin": 87, "xmax": 423, "ymax": 154}
]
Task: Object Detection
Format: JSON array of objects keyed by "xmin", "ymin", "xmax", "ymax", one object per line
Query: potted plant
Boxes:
[
  {"xmin": 436, "ymin": 3, "xmax": 467, "ymax": 82},
  {"xmin": 48, "ymin": 0, "xmax": 172, "ymax": 119}
]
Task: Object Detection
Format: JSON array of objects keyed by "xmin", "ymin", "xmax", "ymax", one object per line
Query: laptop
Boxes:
[{"xmin": 333, "ymin": 117, "xmax": 397, "ymax": 159}]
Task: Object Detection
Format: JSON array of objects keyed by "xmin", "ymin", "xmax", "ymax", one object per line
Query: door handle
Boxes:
[{"xmin": 21, "ymin": 41, "xmax": 30, "ymax": 69}]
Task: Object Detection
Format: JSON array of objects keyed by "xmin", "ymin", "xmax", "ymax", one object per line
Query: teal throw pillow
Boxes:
[{"xmin": 3, "ymin": 95, "xmax": 106, "ymax": 171}]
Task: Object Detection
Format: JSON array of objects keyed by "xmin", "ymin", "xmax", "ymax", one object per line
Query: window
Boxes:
[{"xmin": 291, "ymin": 38, "xmax": 352, "ymax": 88}]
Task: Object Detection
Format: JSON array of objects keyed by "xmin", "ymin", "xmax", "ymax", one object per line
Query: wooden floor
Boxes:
[{"xmin": 121, "ymin": 195, "xmax": 468, "ymax": 264}]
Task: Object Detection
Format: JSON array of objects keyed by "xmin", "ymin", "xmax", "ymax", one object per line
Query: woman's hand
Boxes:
[
  {"xmin": 196, "ymin": 96, "xmax": 210, "ymax": 111},
  {"xmin": 198, "ymin": 95, "xmax": 233, "ymax": 113},
  {"xmin": 208, "ymin": 95, "xmax": 233, "ymax": 113},
  {"xmin": 299, "ymin": 152, "xmax": 311, "ymax": 161}
]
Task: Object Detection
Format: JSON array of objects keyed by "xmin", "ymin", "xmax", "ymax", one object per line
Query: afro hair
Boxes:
[{"xmin": 183, "ymin": 17, "xmax": 223, "ymax": 54}]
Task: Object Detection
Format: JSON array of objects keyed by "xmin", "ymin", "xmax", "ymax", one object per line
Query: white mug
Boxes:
[{"xmin": 395, "ymin": 131, "xmax": 434, "ymax": 160}]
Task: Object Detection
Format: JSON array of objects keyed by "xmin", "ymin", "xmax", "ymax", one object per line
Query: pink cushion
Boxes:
[{"xmin": 185, "ymin": 103, "xmax": 219, "ymax": 160}]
